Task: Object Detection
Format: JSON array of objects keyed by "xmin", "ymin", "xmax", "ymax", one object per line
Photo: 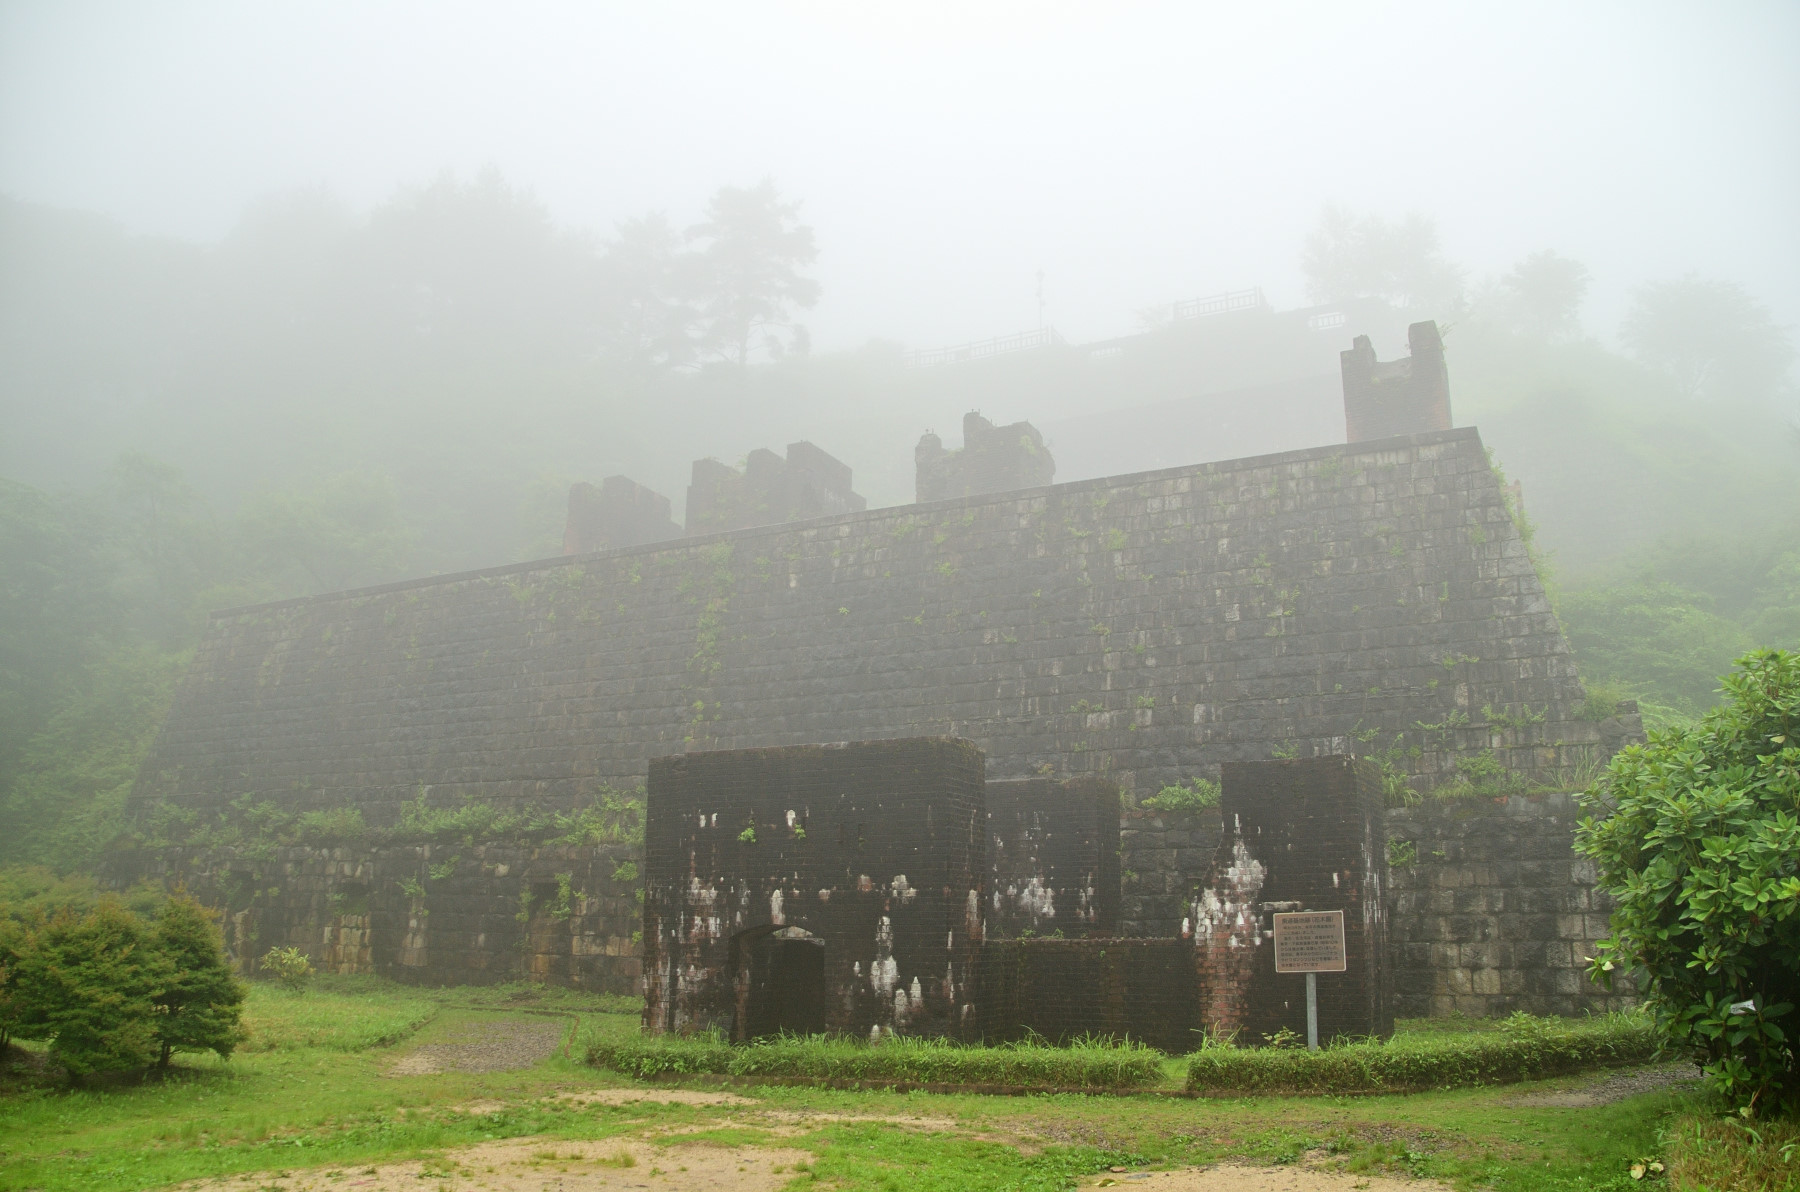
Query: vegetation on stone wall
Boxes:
[
  {"xmin": 126, "ymin": 785, "xmax": 644, "ymax": 858},
  {"xmin": 1577, "ymin": 647, "xmax": 1800, "ymax": 1117},
  {"xmin": 1138, "ymin": 777, "xmax": 1220, "ymax": 812}
]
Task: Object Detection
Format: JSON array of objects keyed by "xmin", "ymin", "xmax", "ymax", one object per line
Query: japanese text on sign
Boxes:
[{"xmin": 1273, "ymin": 910, "xmax": 1346, "ymax": 973}]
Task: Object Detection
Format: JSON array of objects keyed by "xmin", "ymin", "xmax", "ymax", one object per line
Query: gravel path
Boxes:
[
  {"xmin": 386, "ymin": 1015, "xmax": 569, "ymax": 1076},
  {"xmin": 1506, "ymin": 1061, "xmax": 1698, "ymax": 1108}
]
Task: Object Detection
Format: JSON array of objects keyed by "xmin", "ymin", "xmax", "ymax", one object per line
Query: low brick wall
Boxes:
[
  {"xmin": 1384, "ymin": 793, "xmax": 1634, "ymax": 1018},
  {"xmin": 974, "ymin": 938, "xmax": 1201, "ymax": 1053},
  {"xmin": 102, "ymin": 840, "xmax": 643, "ymax": 994}
]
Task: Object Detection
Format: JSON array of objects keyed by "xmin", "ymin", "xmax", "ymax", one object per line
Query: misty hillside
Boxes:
[{"xmin": 6, "ymin": 187, "xmax": 1795, "ymax": 582}]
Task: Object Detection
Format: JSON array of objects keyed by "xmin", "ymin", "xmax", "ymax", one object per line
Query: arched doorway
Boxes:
[{"xmin": 730, "ymin": 925, "xmax": 826, "ymax": 1041}]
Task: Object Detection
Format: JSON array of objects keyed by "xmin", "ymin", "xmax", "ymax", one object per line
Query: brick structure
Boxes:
[
  {"xmin": 120, "ymin": 427, "xmax": 1638, "ymax": 1016},
  {"xmin": 685, "ymin": 441, "xmax": 866, "ymax": 535},
  {"xmin": 1341, "ymin": 321, "xmax": 1453, "ymax": 443},
  {"xmin": 641, "ymin": 739, "xmax": 986, "ymax": 1041},
  {"xmin": 915, "ymin": 412, "xmax": 1056, "ymax": 503},
  {"xmin": 986, "ymin": 777, "xmax": 1119, "ymax": 939},
  {"xmin": 1191, "ymin": 759, "xmax": 1392, "ymax": 1045},
  {"xmin": 563, "ymin": 476, "xmax": 682, "ymax": 555}
]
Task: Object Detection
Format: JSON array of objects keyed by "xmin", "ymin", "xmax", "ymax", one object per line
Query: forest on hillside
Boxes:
[{"xmin": 2, "ymin": 178, "xmax": 1797, "ymax": 873}]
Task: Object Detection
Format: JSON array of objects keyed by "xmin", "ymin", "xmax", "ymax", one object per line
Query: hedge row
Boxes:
[
  {"xmin": 1185, "ymin": 1013, "xmax": 1660, "ymax": 1095},
  {"xmin": 587, "ymin": 1032, "xmax": 1167, "ymax": 1090}
]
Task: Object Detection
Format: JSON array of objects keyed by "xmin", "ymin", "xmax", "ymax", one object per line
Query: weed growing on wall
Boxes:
[{"xmin": 1139, "ymin": 778, "xmax": 1220, "ymax": 812}]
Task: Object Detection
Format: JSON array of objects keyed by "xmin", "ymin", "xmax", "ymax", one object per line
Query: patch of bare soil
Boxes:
[
  {"xmin": 175, "ymin": 1136, "xmax": 813, "ymax": 1191},
  {"xmin": 1084, "ymin": 1164, "xmax": 1450, "ymax": 1190},
  {"xmin": 1506, "ymin": 1061, "xmax": 1698, "ymax": 1108},
  {"xmin": 385, "ymin": 1016, "xmax": 568, "ymax": 1076},
  {"xmin": 553, "ymin": 1088, "xmax": 758, "ymax": 1108}
]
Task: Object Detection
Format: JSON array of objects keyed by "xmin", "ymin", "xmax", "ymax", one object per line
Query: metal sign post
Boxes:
[{"xmin": 1273, "ymin": 910, "xmax": 1347, "ymax": 1051}]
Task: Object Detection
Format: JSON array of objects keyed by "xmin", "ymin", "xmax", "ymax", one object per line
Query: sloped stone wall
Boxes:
[{"xmin": 130, "ymin": 427, "xmax": 1609, "ymax": 831}]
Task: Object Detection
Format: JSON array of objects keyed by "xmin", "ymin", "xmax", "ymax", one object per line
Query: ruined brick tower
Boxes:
[
  {"xmin": 1341, "ymin": 321, "xmax": 1452, "ymax": 442},
  {"xmin": 915, "ymin": 412, "xmax": 1056, "ymax": 503}
]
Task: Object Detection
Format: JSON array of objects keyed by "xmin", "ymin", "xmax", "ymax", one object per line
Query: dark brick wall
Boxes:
[
  {"xmin": 1385, "ymin": 793, "xmax": 1634, "ymax": 1018},
  {"xmin": 100, "ymin": 841, "xmax": 642, "ymax": 992},
  {"xmin": 1193, "ymin": 759, "xmax": 1392, "ymax": 1045},
  {"xmin": 986, "ymin": 777, "xmax": 1119, "ymax": 939},
  {"xmin": 1119, "ymin": 806, "xmax": 1223, "ymax": 937},
  {"xmin": 974, "ymin": 938, "xmax": 1200, "ymax": 1053},
  {"xmin": 642, "ymin": 739, "xmax": 986, "ymax": 1040}
]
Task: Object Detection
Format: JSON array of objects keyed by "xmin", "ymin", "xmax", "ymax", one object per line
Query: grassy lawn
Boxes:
[{"xmin": 0, "ymin": 977, "xmax": 1735, "ymax": 1192}]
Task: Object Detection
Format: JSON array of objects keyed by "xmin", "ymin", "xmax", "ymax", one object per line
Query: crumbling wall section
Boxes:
[
  {"xmin": 1342, "ymin": 321, "xmax": 1453, "ymax": 443},
  {"xmin": 564, "ymin": 476, "xmax": 682, "ymax": 554},
  {"xmin": 915, "ymin": 412, "xmax": 1056, "ymax": 503},
  {"xmin": 685, "ymin": 441, "xmax": 867, "ymax": 535}
]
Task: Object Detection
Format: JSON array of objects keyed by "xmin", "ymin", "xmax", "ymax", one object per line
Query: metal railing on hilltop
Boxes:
[
  {"xmin": 903, "ymin": 326, "xmax": 1063, "ymax": 369},
  {"xmin": 1171, "ymin": 287, "xmax": 1267, "ymax": 321}
]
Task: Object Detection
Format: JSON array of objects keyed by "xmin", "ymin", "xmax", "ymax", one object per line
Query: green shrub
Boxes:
[
  {"xmin": 588, "ymin": 1032, "xmax": 1165, "ymax": 1090},
  {"xmin": 6, "ymin": 899, "xmax": 170, "ymax": 1078},
  {"xmin": 1184, "ymin": 1012, "xmax": 1657, "ymax": 1094},
  {"xmin": 1139, "ymin": 778, "xmax": 1220, "ymax": 812},
  {"xmin": 1576, "ymin": 647, "xmax": 1800, "ymax": 1117},
  {"xmin": 150, "ymin": 893, "xmax": 246, "ymax": 1066},
  {"xmin": 259, "ymin": 946, "xmax": 315, "ymax": 993}
]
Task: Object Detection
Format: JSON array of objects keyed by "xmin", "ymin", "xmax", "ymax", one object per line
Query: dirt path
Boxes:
[
  {"xmin": 176, "ymin": 1136, "xmax": 813, "ymax": 1191},
  {"xmin": 386, "ymin": 1016, "xmax": 569, "ymax": 1076},
  {"xmin": 1085, "ymin": 1165, "xmax": 1449, "ymax": 1190}
]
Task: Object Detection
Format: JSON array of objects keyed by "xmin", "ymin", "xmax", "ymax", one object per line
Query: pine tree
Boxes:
[
  {"xmin": 151, "ymin": 893, "xmax": 246, "ymax": 1066},
  {"xmin": 8, "ymin": 899, "xmax": 170, "ymax": 1077}
]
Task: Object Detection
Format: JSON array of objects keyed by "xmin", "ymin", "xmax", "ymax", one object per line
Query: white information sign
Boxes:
[{"xmin": 1272, "ymin": 910, "xmax": 1346, "ymax": 973}]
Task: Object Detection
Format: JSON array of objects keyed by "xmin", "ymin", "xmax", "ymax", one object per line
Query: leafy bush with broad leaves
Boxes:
[
  {"xmin": 1576, "ymin": 647, "xmax": 1800, "ymax": 1117},
  {"xmin": 259, "ymin": 945, "xmax": 315, "ymax": 993}
]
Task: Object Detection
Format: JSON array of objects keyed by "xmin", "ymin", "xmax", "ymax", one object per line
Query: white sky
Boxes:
[{"xmin": 3, "ymin": 0, "xmax": 1797, "ymax": 352}]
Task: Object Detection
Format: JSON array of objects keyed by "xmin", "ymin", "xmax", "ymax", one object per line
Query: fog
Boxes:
[
  {"xmin": 3, "ymin": 2, "xmax": 1800, "ymax": 875},
  {"xmin": 5, "ymin": 2, "xmax": 1797, "ymax": 349}
]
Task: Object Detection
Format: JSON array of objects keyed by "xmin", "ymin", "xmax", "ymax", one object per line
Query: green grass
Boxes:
[
  {"xmin": 0, "ymin": 977, "xmax": 1733, "ymax": 1192},
  {"xmin": 1187, "ymin": 1011, "xmax": 1661, "ymax": 1094},
  {"xmin": 585, "ymin": 1030, "xmax": 1168, "ymax": 1089}
]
